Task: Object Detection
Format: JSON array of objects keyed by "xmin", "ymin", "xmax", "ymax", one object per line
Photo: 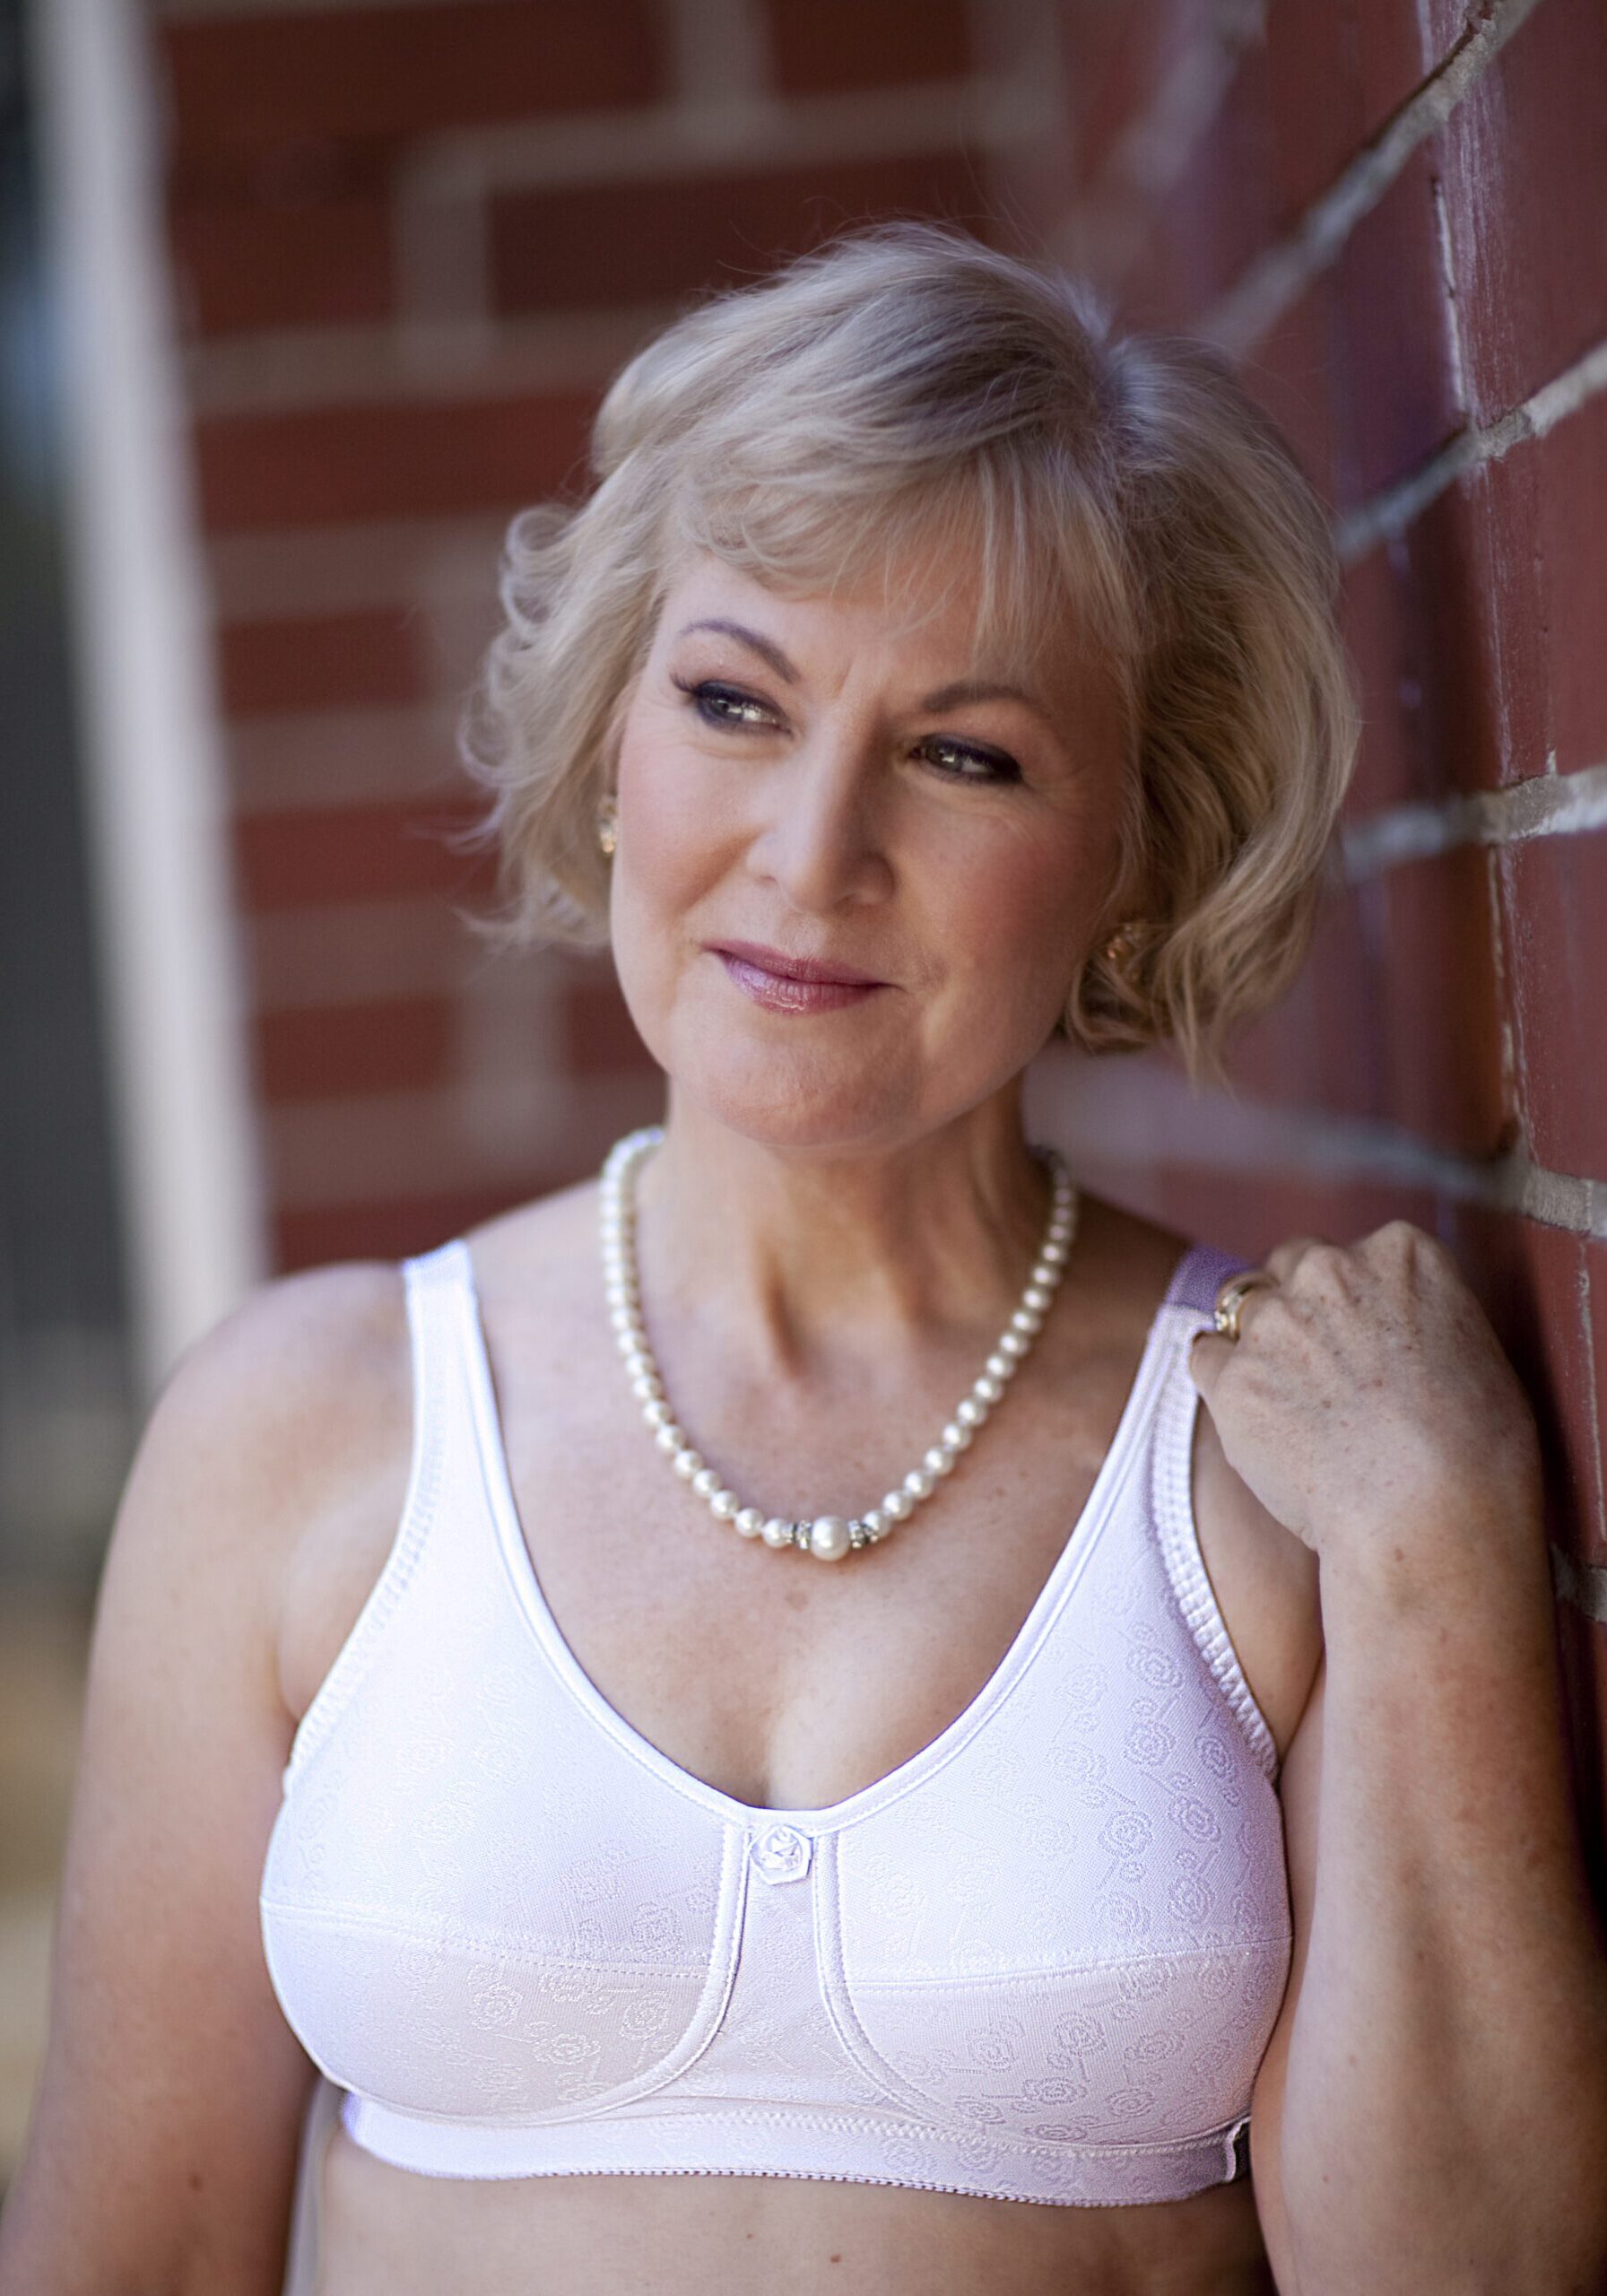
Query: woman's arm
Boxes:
[
  {"xmin": 1194, "ymin": 1223, "xmax": 1607, "ymax": 2296},
  {"xmin": 0, "ymin": 1263, "xmax": 408, "ymax": 2296}
]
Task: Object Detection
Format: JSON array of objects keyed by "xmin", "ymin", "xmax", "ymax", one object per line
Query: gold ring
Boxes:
[{"xmin": 1212, "ymin": 1272, "xmax": 1275, "ymax": 1344}]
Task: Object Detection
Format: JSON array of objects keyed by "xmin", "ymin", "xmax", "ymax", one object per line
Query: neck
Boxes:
[{"xmin": 629, "ymin": 1084, "xmax": 1057, "ymax": 1381}]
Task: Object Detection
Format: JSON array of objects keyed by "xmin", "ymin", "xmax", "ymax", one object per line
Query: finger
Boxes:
[
  {"xmin": 1264, "ymin": 1236, "xmax": 1327, "ymax": 1286},
  {"xmin": 1188, "ymin": 1326, "xmax": 1234, "ymax": 1406}
]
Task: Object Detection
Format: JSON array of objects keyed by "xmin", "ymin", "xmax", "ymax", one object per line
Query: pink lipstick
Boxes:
[{"xmin": 706, "ymin": 940, "xmax": 887, "ymax": 1015}]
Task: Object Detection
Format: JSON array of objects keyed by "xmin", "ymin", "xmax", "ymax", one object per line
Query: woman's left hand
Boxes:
[{"xmin": 1188, "ymin": 1222, "xmax": 1543, "ymax": 1578}]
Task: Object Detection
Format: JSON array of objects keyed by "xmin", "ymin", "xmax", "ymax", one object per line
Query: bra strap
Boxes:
[
  {"xmin": 1164, "ymin": 1242, "xmax": 1255, "ymax": 1322},
  {"xmin": 279, "ymin": 1239, "xmax": 472, "ymax": 1782}
]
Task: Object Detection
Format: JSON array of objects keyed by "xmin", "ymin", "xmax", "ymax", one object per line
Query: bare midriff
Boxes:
[{"xmin": 316, "ymin": 2125, "xmax": 1277, "ymax": 2295}]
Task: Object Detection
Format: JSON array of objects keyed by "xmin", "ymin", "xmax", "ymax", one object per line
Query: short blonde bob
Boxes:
[{"xmin": 464, "ymin": 222, "xmax": 1358, "ymax": 1077}]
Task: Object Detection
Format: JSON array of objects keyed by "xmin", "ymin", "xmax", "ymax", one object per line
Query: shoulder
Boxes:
[
  {"xmin": 105, "ymin": 1259, "xmax": 413, "ymax": 1735},
  {"xmin": 140, "ymin": 1257, "xmax": 412, "ymax": 1540}
]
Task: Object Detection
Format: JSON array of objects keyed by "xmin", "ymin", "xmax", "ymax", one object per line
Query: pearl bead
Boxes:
[
  {"xmin": 601, "ymin": 1127, "xmax": 1078, "ymax": 1565},
  {"xmin": 809, "ymin": 1515, "xmax": 852, "ymax": 1561}
]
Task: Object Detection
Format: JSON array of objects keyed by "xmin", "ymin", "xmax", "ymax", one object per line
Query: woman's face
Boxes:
[{"xmin": 607, "ymin": 545, "xmax": 1129, "ymax": 1154}]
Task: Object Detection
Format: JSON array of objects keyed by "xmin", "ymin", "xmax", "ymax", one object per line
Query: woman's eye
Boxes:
[
  {"xmin": 916, "ymin": 735, "xmax": 1021, "ymax": 785},
  {"xmin": 676, "ymin": 677, "xmax": 778, "ymax": 730}
]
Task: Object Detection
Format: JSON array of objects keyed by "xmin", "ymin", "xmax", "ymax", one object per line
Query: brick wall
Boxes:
[
  {"xmin": 1020, "ymin": 0, "xmax": 1607, "ymax": 1888},
  {"xmin": 151, "ymin": 0, "xmax": 1047, "ymax": 1270},
  {"xmin": 147, "ymin": 4, "xmax": 1605, "ymax": 1867}
]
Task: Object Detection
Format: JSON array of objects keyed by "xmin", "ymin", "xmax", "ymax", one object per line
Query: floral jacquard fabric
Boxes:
[{"xmin": 261, "ymin": 1239, "xmax": 1290, "ymax": 2207}]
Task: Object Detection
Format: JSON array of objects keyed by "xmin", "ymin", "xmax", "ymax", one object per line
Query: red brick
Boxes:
[
  {"xmin": 1342, "ymin": 454, "xmax": 1549, "ymax": 810},
  {"xmin": 562, "ymin": 976, "xmax": 652, "ymax": 1077},
  {"xmin": 1338, "ymin": 537, "xmax": 1426, "ymax": 816},
  {"xmin": 194, "ymin": 393, "xmax": 595, "ymax": 533},
  {"xmin": 274, "ymin": 1181, "xmax": 549, "ymax": 1274},
  {"xmin": 1350, "ymin": 0, "xmax": 1432, "ymax": 141},
  {"xmin": 1498, "ymin": 824, "xmax": 1607, "ymax": 1179},
  {"xmin": 1131, "ymin": 1165, "xmax": 1444, "ymax": 1262},
  {"xmin": 1433, "ymin": 0, "xmax": 1607, "ymax": 424},
  {"xmin": 219, "ymin": 610, "xmax": 426, "ymax": 718},
  {"xmin": 1225, "ymin": 879, "xmax": 1388, "ymax": 1126},
  {"xmin": 1239, "ymin": 277, "xmax": 1340, "ymax": 510},
  {"xmin": 1241, "ymin": 147, "xmax": 1458, "ymax": 526},
  {"xmin": 1527, "ymin": 388, "xmax": 1607, "ymax": 777},
  {"xmin": 1329, "ymin": 147, "xmax": 1460, "ymax": 503},
  {"xmin": 488, "ymin": 151, "xmax": 992, "ymax": 317},
  {"xmin": 1057, "ymin": 0, "xmax": 1190, "ymax": 198},
  {"xmin": 1263, "ymin": 0, "xmax": 1429, "ymax": 219},
  {"xmin": 1125, "ymin": 52, "xmax": 1277, "ymax": 327},
  {"xmin": 1554, "ymin": 1602, "xmax": 1607, "ymax": 1915},
  {"xmin": 160, "ymin": 4, "xmax": 661, "ymax": 163},
  {"xmin": 234, "ymin": 799, "xmax": 491, "ymax": 910},
  {"xmin": 169, "ymin": 200, "xmax": 392, "ymax": 336},
  {"xmin": 256, "ymin": 995, "xmax": 456, "ymax": 1102},
  {"xmin": 1440, "ymin": 1208, "xmax": 1602, "ymax": 1563},
  {"xmin": 1374, "ymin": 844, "xmax": 1510, "ymax": 1159},
  {"xmin": 1588, "ymin": 1241, "xmax": 1607, "ymax": 1558},
  {"xmin": 765, "ymin": 0, "xmax": 969, "ymax": 96},
  {"xmin": 1424, "ymin": 454, "xmax": 1551, "ymax": 793},
  {"xmin": 1262, "ymin": 2, "xmax": 1362, "ymax": 223}
]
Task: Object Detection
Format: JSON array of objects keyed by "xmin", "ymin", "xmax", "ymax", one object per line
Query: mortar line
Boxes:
[
  {"xmin": 1334, "ymin": 334, "xmax": 1607, "ymax": 563},
  {"xmin": 1342, "ymin": 761, "xmax": 1607, "ymax": 878},
  {"xmin": 1199, "ymin": 0, "xmax": 1547, "ymax": 358}
]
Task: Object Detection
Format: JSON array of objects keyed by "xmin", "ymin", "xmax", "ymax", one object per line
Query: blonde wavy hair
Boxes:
[{"xmin": 462, "ymin": 222, "xmax": 1358, "ymax": 1078}]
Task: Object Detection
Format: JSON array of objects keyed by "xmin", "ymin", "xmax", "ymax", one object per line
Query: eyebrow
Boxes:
[
  {"xmin": 676, "ymin": 620, "xmax": 800, "ymax": 684},
  {"xmin": 673, "ymin": 622, "xmax": 1046, "ymax": 717}
]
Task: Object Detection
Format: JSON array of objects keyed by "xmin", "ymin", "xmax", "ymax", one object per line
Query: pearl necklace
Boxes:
[{"xmin": 599, "ymin": 1126, "xmax": 1079, "ymax": 1562}]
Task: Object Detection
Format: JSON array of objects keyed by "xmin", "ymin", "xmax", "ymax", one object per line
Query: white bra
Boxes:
[{"xmin": 260, "ymin": 1238, "xmax": 1290, "ymax": 2209}]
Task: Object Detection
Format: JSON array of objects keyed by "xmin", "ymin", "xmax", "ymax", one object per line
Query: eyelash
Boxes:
[{"xmin": 672, "ymin": 677, "xmax": 1021, "ymax": 786}]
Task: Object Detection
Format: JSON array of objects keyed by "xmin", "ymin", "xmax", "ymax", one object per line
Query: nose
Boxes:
[{"xmin": 746, "ymin": 722, "xmax": 893, "ymax": 914}]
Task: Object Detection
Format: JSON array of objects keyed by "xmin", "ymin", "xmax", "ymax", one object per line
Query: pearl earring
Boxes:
[{"xmin": 596, "ymin": 796, "xmax": 620, "ymax": 857}]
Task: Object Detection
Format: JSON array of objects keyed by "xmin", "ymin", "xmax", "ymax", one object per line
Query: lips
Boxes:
[{"xmin": 705, "ymin": 939, "xmax": 885, "ymax": 987}]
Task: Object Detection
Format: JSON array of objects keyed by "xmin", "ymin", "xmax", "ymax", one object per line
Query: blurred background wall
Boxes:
[{"xmin": 3, "ymin": 0, "xmax": 1605, "ymax": 2186}]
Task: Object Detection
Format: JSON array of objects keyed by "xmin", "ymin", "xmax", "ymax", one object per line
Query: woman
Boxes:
[{"xmin": 4, "ymin": 223, "xmax": 1605, "ymax": 2296}]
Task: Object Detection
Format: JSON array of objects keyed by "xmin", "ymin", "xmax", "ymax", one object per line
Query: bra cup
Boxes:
[
  {"xmin": 262, "ymin": 1512, "xmax": 742, "ymax": 2123},
  {"xmin": 827, "ymin": 1495, "xmax": 1291, "ymax": 2155}
]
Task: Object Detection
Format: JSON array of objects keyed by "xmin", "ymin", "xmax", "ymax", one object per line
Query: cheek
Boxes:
[
  {"xmin": 923, "ymin": 824, "xmax": 1108, "ymax": 1017},
  {"xmin": 607, "ymin": 718, "xmax": 734, "ymax": 1029}
]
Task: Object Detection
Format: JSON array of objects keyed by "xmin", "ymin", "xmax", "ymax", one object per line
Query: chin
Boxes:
[{"xmin": 669, "ymin": 1038, "xmax": 930, "ymax": 1156}]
